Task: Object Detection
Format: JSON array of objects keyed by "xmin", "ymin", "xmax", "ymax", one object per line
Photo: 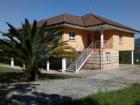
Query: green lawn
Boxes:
[
  {"xmin": 0, "ymin": 66, "xmax": 24, "ymax": 83},
  {"xmin": 0, "ymin": 66, "xmax": 79, "ymax": 83},
  {"xmin": 62, "ymin": 84, "xmax": 140, "ymax": 105}
]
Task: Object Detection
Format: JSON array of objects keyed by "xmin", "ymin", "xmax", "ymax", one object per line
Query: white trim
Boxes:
[
  {"xmin": 131, "ymin": 51, "xmax": 134, "ymax": 65},
  {"xmin": 63, "ymin": 23, "xmax": 137, "ymax": 33},
  {"xmin": 104, "ymin": 24, "xmax": 136, "ymax": 34},
  {"xmin": 47, "ymin": 60, "xmax": 50, "ymax": 71},
  {"xmin": 62, "ymin": 58, "xmax": 66, "ymax": 72},
  {"xmin": 11, "ymin": 58, "xmax": 14, "ymax": 67}
]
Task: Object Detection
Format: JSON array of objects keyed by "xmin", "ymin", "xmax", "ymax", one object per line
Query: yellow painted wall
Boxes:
[
  {"xmin": 63, "ymin": 27, "xmax": 89, "ymax": 51},
  {"xmin": 62, "ymin": 27, "xmax": 134, "ymax": 51},
  {"xmin": 112, "ymin": 30, "xmax": 134, "ymax": 51}
]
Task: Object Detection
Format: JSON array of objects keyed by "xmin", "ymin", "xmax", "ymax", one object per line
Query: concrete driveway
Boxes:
[
  {"xmin": 35, "ymin": 65, "xmax": 140, "ymax": 98},
  {"xmin": 0, "ymin": 65, "xmax": 140, "ymax": 105}
]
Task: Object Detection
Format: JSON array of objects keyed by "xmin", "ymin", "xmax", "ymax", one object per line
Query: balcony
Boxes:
[{"xmin": 95, "ymin": 40, "xmax": 113, "ymax": 49}]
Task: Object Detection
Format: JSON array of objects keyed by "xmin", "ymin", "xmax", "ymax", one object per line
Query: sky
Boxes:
[{"xmin": 0, "ymin": 0, "xmax": 140, "ymax": 38}]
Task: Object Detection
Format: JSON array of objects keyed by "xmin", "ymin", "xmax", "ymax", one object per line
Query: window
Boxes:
[
  {"xmin": 106, "ymin": 52, "xmax": 110, "ymax": 63},
  {"xmin": 69, "ymin": 32, "xmax": 76, "ymax": 41},
  {"xmin": 119, "ymin": 35, "xmax": 123, "ymax": 44}
]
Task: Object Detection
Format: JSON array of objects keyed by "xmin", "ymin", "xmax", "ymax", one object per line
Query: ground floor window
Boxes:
[{"xmin": 106, "ymin": 52, "xmax": 111, "ymax": 63}]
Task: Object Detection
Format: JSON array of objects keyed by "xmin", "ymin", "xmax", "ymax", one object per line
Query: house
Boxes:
[{"xmin": 11, "ymin": 13, "xmax": 140, "ymax": 72}]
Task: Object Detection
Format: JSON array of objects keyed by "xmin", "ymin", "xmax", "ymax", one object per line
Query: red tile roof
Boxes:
[
  {"xmin": 37, "ymin": 13, "xmax": 139, "ymax": 32},
  {"xmin": 37, "ymin": 14, "xmax": 84, "ymax": 27}
]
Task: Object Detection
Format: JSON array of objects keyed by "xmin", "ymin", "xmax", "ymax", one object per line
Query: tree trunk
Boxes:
[
  {"xmin": 25, "ymin": 68, "xmax": 37, "ymax": 81},
  {"xmin": 29, "ymin": 70, "xmax": 37, "ymax": 81}
]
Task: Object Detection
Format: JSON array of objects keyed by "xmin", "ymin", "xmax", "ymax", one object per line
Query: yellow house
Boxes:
[{"xmin": 38, "ymin": 13, "xmax": 139, "ymax": 72}]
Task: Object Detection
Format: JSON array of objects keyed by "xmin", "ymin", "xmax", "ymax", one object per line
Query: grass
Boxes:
[
  {"xmin": 61, "ymin": 84, "xmax": 140, "ymax": 105},
  {"xmin": 0, "ymin": 66, "xmax": 79, "ymax": 83},
  {"xmin": 0, "ymin": 66, "xmax": 24, "ymax": 83}
]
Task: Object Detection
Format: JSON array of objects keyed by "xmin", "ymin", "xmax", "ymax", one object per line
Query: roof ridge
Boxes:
[
  {"xmin": 90, "ymin": 13, "xmax": 106, "ymax": 24},
  {"xmin": 62, "ymin": 13, "xmax": 82, "ymax": 22},
  {"xmin": 81, "ymin": 16, "xmax": 86, "ymax": 26}
]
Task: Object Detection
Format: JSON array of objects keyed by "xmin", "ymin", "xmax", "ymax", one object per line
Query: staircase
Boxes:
[{"xmin": 66, "ymin": 42, "xmax": 94, "ymax": 73}]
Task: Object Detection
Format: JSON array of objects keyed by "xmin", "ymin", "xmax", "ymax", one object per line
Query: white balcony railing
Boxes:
[{"xmin": 95, "ymin": 40, "xmax": 113, "ymax": 49}]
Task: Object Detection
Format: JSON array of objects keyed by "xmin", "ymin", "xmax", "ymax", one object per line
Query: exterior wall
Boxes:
[
  {"xmin": 63, "ymin": 27, "xmax": 89, "ymax": 51},
  {"xmin": 63, "ymin": 28, "xmax": 115, "ymax": 51},
  {"xmin": 63, "ymin": 27, "xmax": 134, "ymax": 51},
  {"xmin": 83, "ymin": 50, "xmax": 119, "ymax": 70},
  {"xmin": 89, "ymin": 29, "xmax": 135, "ymax": 51},
  {"xmin": 112, "ymin": 30, "xmax": 134, "ymax": 51},
  {"xmin": 102, "ymin": 51, "xmax": 119, "ymax": 69}
]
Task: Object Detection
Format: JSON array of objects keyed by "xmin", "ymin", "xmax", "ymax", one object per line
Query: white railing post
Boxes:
[
  {"xmin": 46, "ymin": 60, "xmax": 50, "ymax": 71},
  {"xmin": 100, "ymin": 30, "xmax": 104, "ymax": 48},
  {"xmin": 62, "ymin": 58, "xmax": 66, "ymax": 72},
  {"xmin": 131, "ymin": 50, "xmax": 134, "ymax": 65},
  {"xmin": 11, "ymin": 58, "xmax": 14, "ymax": 67}
]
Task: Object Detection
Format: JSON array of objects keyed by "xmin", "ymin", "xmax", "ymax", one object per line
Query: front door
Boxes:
[{"xmin": 87, "ymin": 33, "xmax": 93, "ymax": 46}]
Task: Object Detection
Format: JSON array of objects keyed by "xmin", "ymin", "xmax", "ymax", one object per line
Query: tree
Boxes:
[{"xmin": 0, "ymin": 19, "xmax": 74, "ymax": 81}]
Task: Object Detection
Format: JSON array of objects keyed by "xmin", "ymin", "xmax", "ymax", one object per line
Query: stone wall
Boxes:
[{"xmin": 83, "ymin": 50, "xmax": 119, "ymax": 70}]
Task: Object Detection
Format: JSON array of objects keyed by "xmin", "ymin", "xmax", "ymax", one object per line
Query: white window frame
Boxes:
[
  {"xmin": 69, "ymin": 32, "xmax": 76, "ymax": 41},
  {"xmin": 119, "ymin": 35, "xmax": 123, "ymax": 45},
  {"xmin": 106, "ymin": 52, "xmax": 110, "ymax": 63}
]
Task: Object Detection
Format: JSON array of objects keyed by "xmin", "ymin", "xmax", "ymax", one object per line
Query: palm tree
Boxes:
[{"xmin": 0, "ymin": 19, "xmax": 74, "ymax": 81}]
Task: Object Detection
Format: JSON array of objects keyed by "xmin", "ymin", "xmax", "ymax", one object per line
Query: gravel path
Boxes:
[{"xmin": 0, "ymin": 65, "xmax": 140, "ymax": 105}]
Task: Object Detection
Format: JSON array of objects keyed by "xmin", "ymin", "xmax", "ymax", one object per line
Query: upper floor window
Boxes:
[
  {"xmin": 69, "ymin": 32, "xmax": 76, "ymax": 41},
  {"xmin": 119, "ymin": 35, "xmax": 123, "ymax": 44}
]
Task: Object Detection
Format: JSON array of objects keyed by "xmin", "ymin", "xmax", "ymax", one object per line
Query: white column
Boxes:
[
  {"xmin": 11, "ymin": 58, "xmax": 14, "ymax": 67},
  {"xmin": 23, "ymin": 63, "xmax": 25, "ymax": 69},
  {"xmin": 100, "ymin": 30, "xmax": 104, "ymax": 48},
  {"xmin": 131, "ymin": 50, "xmax": 134, "ymax": 64},
  {"xmin": 62, "ymin": 58, "xmax": 66, "ymax": 72},
  {"xmin": 46, "ymin": 60, "xmax": 50, "ymax": 71}
]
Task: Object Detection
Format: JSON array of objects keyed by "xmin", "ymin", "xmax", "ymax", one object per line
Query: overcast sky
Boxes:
[{"xmin": 0, "ymin": 0, "xmax": 140, "ymax": 38}]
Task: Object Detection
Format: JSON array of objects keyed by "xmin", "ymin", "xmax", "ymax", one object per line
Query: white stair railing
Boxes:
[{"xmin": 75, "ymin": 42, "xmax": 94, "ymax": 72}]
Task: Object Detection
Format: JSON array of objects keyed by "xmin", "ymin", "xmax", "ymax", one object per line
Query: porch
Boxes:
[{"xmin": 85, "ymin": 30, "xmax": 113, "ymax": 50}]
